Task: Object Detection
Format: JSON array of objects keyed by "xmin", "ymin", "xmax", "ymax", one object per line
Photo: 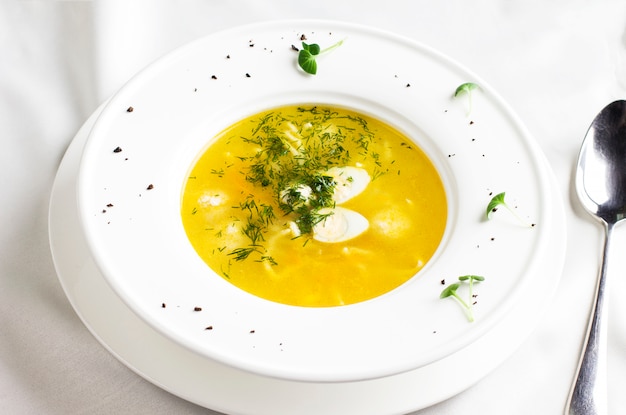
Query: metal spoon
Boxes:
[{"xmin": 567, "ymin": 100, "xmax": 626, "ymax": 415}]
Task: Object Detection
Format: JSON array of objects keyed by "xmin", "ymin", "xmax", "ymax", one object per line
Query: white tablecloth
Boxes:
[{"xmin": 3, "ymin": 1, "xmax": 626, "ymax": 413}]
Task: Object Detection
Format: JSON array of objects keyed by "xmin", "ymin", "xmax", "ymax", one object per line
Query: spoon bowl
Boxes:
[
  {"xmin": 576, "ymin": 100, "xmax": 626, "ymax": 223},
  {"xmin": 567, "ymin": 100, "xmax": 626, "ymax": 415}
]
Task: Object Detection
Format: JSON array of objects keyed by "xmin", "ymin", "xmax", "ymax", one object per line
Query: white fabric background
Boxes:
[{"xmin": 2, "ymin": 0, "xmax": 626, "ymax": 413}]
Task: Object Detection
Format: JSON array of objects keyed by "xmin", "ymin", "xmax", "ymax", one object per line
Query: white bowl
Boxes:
[{"xmin": 75, "ymin": 20, "xmax": 556, "ymax": 383}]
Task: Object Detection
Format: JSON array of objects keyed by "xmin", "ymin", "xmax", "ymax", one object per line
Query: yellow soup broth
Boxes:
[{"xmin": 181, "ymin": 105, "xmax": 447, "ymax": 307}]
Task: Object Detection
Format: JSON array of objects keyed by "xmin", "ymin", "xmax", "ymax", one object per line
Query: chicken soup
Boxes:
[{"xmin": 181, "ymin": 105, "xmax": 447, "ymax": 307}]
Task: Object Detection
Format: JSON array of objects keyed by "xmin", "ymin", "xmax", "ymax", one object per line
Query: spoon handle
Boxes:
[{"xmin": 565, "ymin": 222, "xmax": 612, "ymax": 415}]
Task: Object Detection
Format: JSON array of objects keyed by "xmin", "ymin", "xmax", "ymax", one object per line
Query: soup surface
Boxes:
[{"xmin": 181, "ymin": 105, "xmax": 447, "ymax": 307}]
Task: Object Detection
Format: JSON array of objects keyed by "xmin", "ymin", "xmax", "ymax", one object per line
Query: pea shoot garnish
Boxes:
[
  {"xmin": 486, "ymin": 192, "xmax": 535, "ymax": 227},
  {"xmin": 298, "ymin": 39, "xmax": 344, "ymax": 75},
  {"xmin": 440, "ymin": 275, "xmax": 485, "ymax": 322},
  {"xmin": 454, "ymin": 82, "xmax": 479, "ymax": 115}
]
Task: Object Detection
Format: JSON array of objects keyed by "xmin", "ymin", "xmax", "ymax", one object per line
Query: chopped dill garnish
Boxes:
[
  {"xmin": 228, "ymin": 247, "xmax": 260, "ymax": 261},
  {"xmin": 215, "ymin": 105, "xmax": 392, "ymax": 264},
  {"xmin": 242, "ymin": 220, "xmax": 265, "ymax": 246},
  {"xmin": 295, "ymin": 209, "xmax": 334, "ymax": 235},
  {"xmin": 257, "ymin": 256, "xmax": 278, "ymax": 266}
]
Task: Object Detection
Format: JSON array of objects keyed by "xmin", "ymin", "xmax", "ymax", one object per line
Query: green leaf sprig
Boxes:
[
  {"xmin": 440, "ymin": 275, "xmax": 485, "ymax": 322},
  {"xmin": 486, "ymin": 192, "xmax": 535, "ymax": 227},
  {"xmin": 454, "ymin": 82, "xmax": 479, "ymax": 115},
  {"xmin": 298, "ymin": 39, "xmax": 344, "ymax": 75}
]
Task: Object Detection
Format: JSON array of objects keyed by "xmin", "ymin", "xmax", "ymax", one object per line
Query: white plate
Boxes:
[
  {"xmin": 74, "ymin": 19, "xmax": 562, "ymax": 382},
  {"xmin": 50, "ymin": 20, "xmax": 566, "ymax": 413},
  {"xmin": 50, "ymin": 101, "xmax": 566, "ymax": 415}
]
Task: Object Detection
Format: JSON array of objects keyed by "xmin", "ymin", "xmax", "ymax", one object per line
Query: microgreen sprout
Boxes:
[
  {"xmin": 454, "ymin": 82, "xmax": 479, "ymax": 115},
  {"xmin": 298, "ymin": 39, "xmax": 344, "ymax": 75},
  {"xmin": 486, "ymin": 192, "xmax": 535, "ymax": 227},
  {"xmin": 440, "ymin": 275, "xmax": 485, "ymax": 322}
]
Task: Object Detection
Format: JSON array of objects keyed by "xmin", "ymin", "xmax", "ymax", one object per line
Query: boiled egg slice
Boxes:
[
  {"xmin": 326, "ymin": 166, "xmax": 370, "ymax": 204},
  {"xmin": 312, "ymin": 206, "xmax": 369, "ymax": 243}
]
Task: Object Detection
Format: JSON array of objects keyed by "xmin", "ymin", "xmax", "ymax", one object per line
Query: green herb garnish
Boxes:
[
  {"xmin": 440, "ymin": 275, "xmax": 485, "ymax": 322},
  {"xmin": 486, "ymin": 192, "xmax": 534, "ymax": 227},
  {"xmin": 298, "ymin": 39, "xmax": 344, "ymax": 75},
  {"xmin": 228, "ymin": 247, "xmax": 261, "ymax": 262},
  {"xmin": 221, "ymin": 106, "xmax": 384, "ymax": 264},
  {"xmin": 243, "ymin": 107, "xmax": 374, "ymax": 237},
  {"xmin": 454, "ymin": 82, "xmax": 479, "ymax": 115}
]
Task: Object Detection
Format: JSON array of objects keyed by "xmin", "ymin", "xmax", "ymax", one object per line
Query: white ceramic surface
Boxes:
[
  {"xmin": 50, "ymin": 100, "xmax": 566, "ymax": 415},
  {"xmin": 72, "ymin": 20, "xmax": 560, "ymax": 383}
]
